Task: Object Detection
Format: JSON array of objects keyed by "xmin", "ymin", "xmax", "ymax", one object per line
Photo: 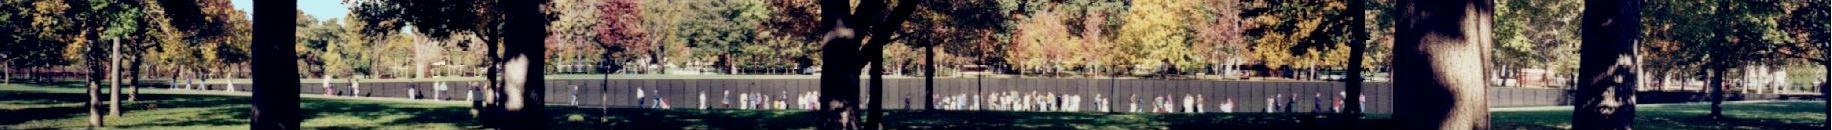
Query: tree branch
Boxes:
[
  {"xmin": 859, "ymin": 0, "xmax": 920, "ymax": 51},
  {"xmin": 1774, "ymin": 43, "xmax": 1830, "ymax": 64},
  {"xmin": 852, "ymin": 0, "xmax": 888, "ymax": 31},
  {"xmin": 1777, "ymin": 50, "xmax": 1830, "ymax": 64}
]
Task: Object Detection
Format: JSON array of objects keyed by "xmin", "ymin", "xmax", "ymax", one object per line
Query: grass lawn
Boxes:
[
  {"xmin": 0, "ymin": 83, "xmax": 1822, "ymax": 129},
  {"xmin": 1492, "ymin": 100, "xmax": 1828, "ymax": 130}
]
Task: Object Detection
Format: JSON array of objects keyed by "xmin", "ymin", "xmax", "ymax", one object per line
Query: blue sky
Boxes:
[{"xmin": 230, "ymin": 0, "xmax": 349, "ymax": 21}]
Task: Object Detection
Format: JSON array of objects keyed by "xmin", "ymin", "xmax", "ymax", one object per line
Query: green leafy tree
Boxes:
[
  {"xmin": 677, "ymin": 0, "xmax": 769, "ymax": 73},
  {"xmin": 1645, "ymin": 0, "xmax": 1788, "ymax": 118},
  {"xmin": 350, "ymin": 0, "xmax": 551, "ymax": 128},
  {"xmin": 1494, "ymin": 0, "xmax": 1582, "ymax": 87}
]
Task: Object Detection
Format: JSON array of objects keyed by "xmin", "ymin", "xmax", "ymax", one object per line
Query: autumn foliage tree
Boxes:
[{"xmin": 352, "ymin": 0, "xmax": 551, "ymax": 128}]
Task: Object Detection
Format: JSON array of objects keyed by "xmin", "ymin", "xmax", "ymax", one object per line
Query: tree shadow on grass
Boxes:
[
  {"xmin": 0, "ymin": 91, "xmax": 93, "ymax": 125},
  {"xmin": 298, "ymin": 99, "xmax": 479, "ymax": 129},
  {"xmin": 115, "ymin": 105, "xmax": 251, "ymax": 128},
  {"xmin": 0, "ymin": 91, "xmax": 251, "ymax": 126}
]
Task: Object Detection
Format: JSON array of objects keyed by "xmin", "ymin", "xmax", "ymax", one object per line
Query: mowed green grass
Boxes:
[
  {"xmin": 0, "ymin": 83, "xmax": 1823, "ymax": 129},
  {"xmin": 1492, "ymin": 100, "xmax": 1828, "ymax": 130}
]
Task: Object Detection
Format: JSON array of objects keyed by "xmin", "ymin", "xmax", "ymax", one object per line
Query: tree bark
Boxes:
[
  {"xmin": 1393, "ymin": 0, "xmax": 1494, "ymax": 129},
  {"xmin": 250, "ymin": 0, "xmax": 302, "ymax": 129},
  {"xmin": 1345, "ymin": 0, "xmax": 1368, "ymax": 121},
  {"xmin": 109, "ymin": 38, "xmax": 121, "ymax": 117},
  {"xmin": 492, "ymin": 0, "xmax": 550, "ymax": 129},
  {"xmin": 926, "ymin": 43, "xmax": 935, "ymax": 111},
  {"xmin": 87, "ymin": 42, "xmax": 105, "ymax": 127},
  {"xmin": 1572, "ymin": 0, "xmax": 1642, "ymax": 128},
  {"xmin": 814, "ymin": 0, "xmax": 919, "ymax": 129},
  {"xmin": 866, "ymin": 49, "xmax": 885, "ymax": 130},
  {"xmin": 129, "ymin": 48, "xmax": 144, "ymax": 102},
  {"xmin": 818, "ymin": 27, "xmax": 864, "ymax": 130}
]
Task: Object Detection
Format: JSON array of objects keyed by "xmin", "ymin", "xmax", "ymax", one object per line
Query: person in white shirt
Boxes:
[
  {"xmin": 1094, "ymin": 94, "xmax": 1108, "ymax": 112},
  {"xmin": 466, "ymin": 82, "xmax": 477, "ymax": 102},
  {"xmin": 322, "ymin": 76, "xmax": 333, "ymax": 96},
  {"xmin": 698, "ymin": 91, "xmax": 707, "ymax": 109},
  {"xmin": 1221, "ymin": 98, "xmax": 1235, "ymax": 113},
  {"xmin": 1195, "ymin": 95, "xmax": 1206, "ymax": 113},
  {"xmin": 350, "ymin": 78, "xmax": 363, "ymax": 97},
  {"xmin": 1182, "ymin": 94, "xmax": 1195, "ymax": 113},
  {"xmin": 1267, "ymin": 94, "xmax": 1280, "ymax": 113},
  {"xmin": 570, "ymin": 85, "xmax": 580, "ymax": 105},
  {"xmin": 1129, "ymin": 94, "xmax": 1140, "ymax": 113},
  {"xmin": 434, "ymin": 81, "xmax": 448, "ymax": 100}
]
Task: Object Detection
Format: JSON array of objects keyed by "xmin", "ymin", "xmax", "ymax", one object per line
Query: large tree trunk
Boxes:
[
  {"xmin": 818, "ymin": 29, "xmax": 864, "ymax": 130},
  {"xmin": 87, "ymin": 41, "xmax": 106, "ymax": 127},
  {"xmin": 1345, "ymin": 0, "xmax": 1368, "ymax": 121},
  {"xmin": 866, "ymin": 49, "xmax": 885, "ymax": 130},
  {"xmin": 1572, "ymin": 0, "xmax": 1642, "ymax": 128},
  {"xmin": 1392, "ymin": 0, "xmax": 1494, "ymax": 129},
  {"xmin": 925, "ymin": 44, "xmax": 935, "ymax": 110},
  {"xmin": 491, "ymin": 1, "xmax": 549, "ymax": 129},
  {"xmin": 815, "ymin": 0, "xmax": 918, "ymax": 129},
  {"xmin": 475, "ymin": 30, "xmax": 505, "ymax": 127},
  {"xmin": 88, "ymin": 76, "xmax": 104, "ymax": 127},
  {"xmin": 250, "ymin": 0, "xmax": 301, "ymax": 129}
]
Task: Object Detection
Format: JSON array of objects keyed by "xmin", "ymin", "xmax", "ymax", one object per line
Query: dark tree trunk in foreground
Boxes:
[
  {"xmin": 867, "ymin": 49, "xmax": 885, "ymax": 130},
  {"xmin": 490, "ymin": 0, "xmax": 550, "ymax": 129},
  {"xmin": 1573, "ymin": 0, "xmax": 1642, "ymax": 129},
  {"xmin": 817, "ymin": 0, "xmax": 920, "ymax": 129},
  {"xmin": 1344, "ymin": 0, "xmax": 1368, "ymax": 120},
  {"xmin": 1393, "ymin": 0, "xmax": 1494, "ymax": 129},
  {"xmin": 925, "ymin": 44, "xmax": 935, "ymax": 111},
  {"xmin": 250, "ymin": 0, "xmax": 300, "ymax": 129}
]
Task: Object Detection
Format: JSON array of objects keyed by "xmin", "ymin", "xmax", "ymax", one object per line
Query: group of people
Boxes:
[
  {"xmin": 165, "ymin": 74, "xmax": 237, "ymax": 92},
  {"xmin": 315, "ymin": 78, "xmax": 364, "ymax": 97},
  {"xmin": 1125, "ymin": 94, "xmax": 1227, "ymax": 113},
  {"xmin": 933, "ymin": 91, "xmax": 1090, "ymax": 112},
  {"xmin": 601, "ymin": 87, "xmax": 1368, "ymax": 114},
  {"xmin": 1262, "ymin": 92, "xmax": 1366, "ymax": 113},
  {"xmin": 723, "ymin": 90, "xmax": 819, "ymax": 110},
  {"xmin": 631, "ymin": 88, "xmax": 822, "ymax": 110}
]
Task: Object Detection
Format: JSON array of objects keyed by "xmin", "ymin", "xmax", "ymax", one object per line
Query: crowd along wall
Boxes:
[{"xmin": 181, "ymin": 77, "xmax": 1794, "ymax": 114}]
